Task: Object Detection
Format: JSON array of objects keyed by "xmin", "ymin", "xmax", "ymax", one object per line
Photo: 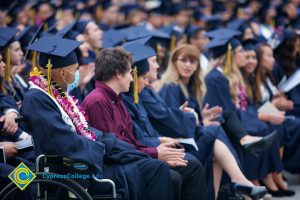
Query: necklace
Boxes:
[{"xmin": 29, "ymin": 69, "xmax": 96, "ymax": 141}]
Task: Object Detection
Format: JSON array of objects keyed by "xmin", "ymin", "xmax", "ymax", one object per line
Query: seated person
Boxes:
[
  {"xmin": 21, "ymin": 36, "xmax": 173, "ymax": 200},
  {"xmin": 83, "ymin": 46, "xmax": 208, "ymax": 200},
  {"xmin": 120, "ymin": 42, "xmax": 267, "ymax": 200}
]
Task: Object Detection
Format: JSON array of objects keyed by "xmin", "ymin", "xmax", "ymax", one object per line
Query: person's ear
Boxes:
[{"xmin": 59, "ymin": 69, "xmax": 66, "ymax": 79}]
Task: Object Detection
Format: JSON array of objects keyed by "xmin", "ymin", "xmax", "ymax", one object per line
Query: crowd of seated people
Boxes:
[{"xmin": 1, "ymin": 0, "xmax": 300, "ymax": 199}]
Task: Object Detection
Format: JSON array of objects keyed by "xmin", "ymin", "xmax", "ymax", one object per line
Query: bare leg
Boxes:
[
  {"xmin": 240, "ymin": 135, "xmax": 262, "ymax": 145},
  {"xmin": 263, "ymin": 174, "xmax": 279, "ymax": 191},
  {"xmin": 214, "ymin": 139, "xmax": 254, "ymax": 186},
  {"xmin": 213, "ymin": 160, "xmax": 222, "ymax": 199}
]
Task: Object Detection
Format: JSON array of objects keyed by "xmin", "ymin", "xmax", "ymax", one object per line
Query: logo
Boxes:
[{"xmin": 8, "ymin": 162, "xmax": 36, "ymax": 190}]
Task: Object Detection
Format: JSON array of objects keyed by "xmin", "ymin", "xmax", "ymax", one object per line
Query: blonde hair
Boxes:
[
  {"xmin": 208, "ymin": 53, "xmax": 244, "ymax": 103},
  {"xmin": 157, "ymin": 44, "xmax": 206, "ymax": 105}
]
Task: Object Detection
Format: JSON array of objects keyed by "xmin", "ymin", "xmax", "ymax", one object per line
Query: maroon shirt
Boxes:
[{"xmin": 83, "ymin": 81, "xmax": 158, "ymax": 158}]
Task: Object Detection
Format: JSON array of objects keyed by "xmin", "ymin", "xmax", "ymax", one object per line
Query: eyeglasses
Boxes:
[{"xmin": 176, "ymin": 58, "xmax": 198, "ymax": 65}]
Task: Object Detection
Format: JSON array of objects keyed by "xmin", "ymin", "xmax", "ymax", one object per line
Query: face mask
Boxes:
[{"xmin": 63, "ymin": 70, "xmax": 79, "ymax": 92}]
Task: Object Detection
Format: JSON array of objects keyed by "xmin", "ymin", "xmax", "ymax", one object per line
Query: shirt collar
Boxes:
[{"xmin": 95, "ymin": 81, "xmax": 121, "ymax": 103}]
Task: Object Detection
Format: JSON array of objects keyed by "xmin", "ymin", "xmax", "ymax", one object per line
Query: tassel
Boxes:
[
  {"xmin": 43, "ymin": 22, "xmax": 48, "ymax": 31},
  {"xmin": 30, "ymin": 67, "xmax": 41, "ymax": 77},
  {"xmin": 224, "ymin": 44, "xmax": 232, "ymax": 75},
  {"xmin": 46, "ymin": 59, "xmax": 54, "ymax": 97},
  {"xmin": 32, "ymin": 51, "xmax": 36, "ymax": 69},
  {"xmin": 170, "ymin": 34, "xmax": 176, "ymax": 51},
  {"xmin": 156, "ymin": 43, "xmax": 162, "ymax": 64},
  {"xmin": 133, "ymin": 66, "xmax": 138, "ymax": 104},
  {"xmin": 270, "ymin": 18, "xmax": 275, "ymax": 30},
  {"xmin": 5, "ymin": 48, "xmax": 10, "ymax": 82},
  {"xmin": 96, "ymin": 0, "xmax": 103, "ymax": 23}
]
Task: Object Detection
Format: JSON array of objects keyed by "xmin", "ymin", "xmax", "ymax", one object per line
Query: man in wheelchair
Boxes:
[{"xmin": 19, "ymin": 36, "xmax": 177, "ymax": 200}]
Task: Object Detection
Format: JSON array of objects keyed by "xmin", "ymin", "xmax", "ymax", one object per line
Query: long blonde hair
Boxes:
[
  {"xmin": 157, "ymin": 44, "xmax": 206, "ymax": 105},
  {"xmin": 208, "ymin": 53, "xmax": 244, "ymax": 103}
]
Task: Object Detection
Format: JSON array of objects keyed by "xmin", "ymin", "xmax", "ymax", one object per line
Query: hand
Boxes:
[
  {"xmin": 272, "ymin": 96, "xmax": 294, "ymax": 111},
  {"xmin": 159, "ymin": 137, "xmax": 176, "ymax": 144},
  {"xmin": 0, "ymin": 112, "xmax": 18, "ymax": 135},
  {"xmin": 258, "ymin": 112, "xmax": 285, "ymax": 125},
  {"xmin": 201, "ymin": 103, "xmax": 222, "ymax": 126},
  {"xmin": 157, "ymin": 142, "xmax": 187, "ymax": 167},
  {"xmin": 0, "ymin": 142, "xmax": 18, "ymax": 158},
  {"xmin": 78, "ymin": 63, "xmax": 95, "ymax": 87},
  {"xmin": 179, "ymin": 101, "xmax": 200, "ymax": 125}
]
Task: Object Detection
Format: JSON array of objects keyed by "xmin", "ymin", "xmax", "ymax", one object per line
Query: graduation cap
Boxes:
[
  {"xmin": 0, "ymin": 27, "xmax": 19, "ymax": 82},
  {"xmin": 27, "ymin": 35, "xmax": 82, "ymax": 95},
  {"xmin": 205, "ymin": 35, "xmax": 242, "ymax": 75},
  {"xmin": 205, "ymin": 28, "xmax": 241, "ymax": 39},
  {"xmin": 102, "ymin": 29, "xmax": 127, "ymax": 48},
  {"xmin": 26, "ymin": 35, "xmax": 82, "ymax": 69},
  {"xmin": 15, "ymin": 26, "xmax": 33, "ymax": 48},
  {"xmin": 122, "ymin": 42, "xmax": 156, "ymax": 104},
  {"xmin": 0, "ymin": 27, "xmax": 19, "ymax": 50},
  {"xmin": 55, "ymin": 20, "xmax": 78, "ymax": 38},
  {"xmin": 186, "ymin": 25, "xmax": 203, "ymax": 38},
  {"xmin": 74, "ymin": 20, "xmax": 93, "ymax": 34},
  {"xmin": 242, "ymin": 38, "xmax": 260, "ymax": 51},
  {"xmin": 119, "ymin": 26, "xmax": 153, "ymax": 41}
]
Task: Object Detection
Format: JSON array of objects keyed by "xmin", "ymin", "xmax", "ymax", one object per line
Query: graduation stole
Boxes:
[{"xmin": 29, "ymin": 67, "xmax": 96, "ymax": 141}]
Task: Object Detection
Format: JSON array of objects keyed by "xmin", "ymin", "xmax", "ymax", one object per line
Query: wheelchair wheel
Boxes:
[{"xmin": 0, "ymin": 173, "xmax": 93, "ymax": 200}]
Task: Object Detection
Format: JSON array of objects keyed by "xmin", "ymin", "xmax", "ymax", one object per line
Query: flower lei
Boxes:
[{"xmin": 29, "ymin": 68, "xmax": 96, "ymax": 141}]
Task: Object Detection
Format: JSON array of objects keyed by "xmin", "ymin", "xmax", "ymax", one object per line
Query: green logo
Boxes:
[{"xmin": 8, "ymin": 162, "xmax": 36, "ymax": 190}]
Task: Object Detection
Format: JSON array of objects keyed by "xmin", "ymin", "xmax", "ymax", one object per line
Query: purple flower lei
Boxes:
[{"xmin": 30, "ymin": 74, "xmax": 96, "ymax": 141}]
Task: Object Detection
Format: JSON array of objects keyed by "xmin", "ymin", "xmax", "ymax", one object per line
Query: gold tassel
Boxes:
[
  {"xmin": 270, "ymin": 18, "xmax": 275, "ymax": 30},
  {"xmin": 170, "ymin": 35, "xmax": 176, "ymax": 51},
  {"xmin": 133, "ymin": 66, "xmax": 138, "ymax": 104},
  {"xmin": 46, "ymin": 59, "xmax": 54, "ymax": 97},
  {"xmin": 237, "ymin": 8, "xmax": 243, "ymax": 17},
  {"xmin": 224, "ymin": 44, "xmax": 232, "ymax": 75},
  {"xmin": 30, "ymin": 67, "xmax": 41, "ymax": 77},
  {"xmin": 5, "ymin": 48, "xmax": 10, "ymax": 82},
  {"xmin": 96, "ymin": 0, "xmax": 103, "ymax": 23},
  {"xmin": 43, "ymin": 22, "xmax": 48, "ymax": 31},
  {"xmin": 156, "ymin": 43, "xmax": 162, "ymax": 64},
  {"xmin": 32, "ymin": 51, "xmax": 36, "ymax": 69}
]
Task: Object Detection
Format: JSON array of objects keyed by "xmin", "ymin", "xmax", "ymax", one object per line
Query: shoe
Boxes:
[
  {"xmin": 242, "ymin": 131, "xmax": 277, "ymax": 153},
  {"xmin": 279, "ymin": 189, "xmax": 295, "ymax": 197},
  {"xmin": 231, "ymin": 183, "xmax": 267, "ymax": 200},
  {"xmin": 259, "ymin": 180, "xmax": 283, "ymax": 197}
]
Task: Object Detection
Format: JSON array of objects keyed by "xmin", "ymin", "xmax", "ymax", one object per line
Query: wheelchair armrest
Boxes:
[{"xmin": 93, "ymin": 174, "xmax": 117, "ymax": 199}]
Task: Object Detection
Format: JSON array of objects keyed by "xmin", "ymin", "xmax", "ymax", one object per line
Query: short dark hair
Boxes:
[{"xmin": 95, "ymin": 47, "xmax": 132, "ymax": 82}]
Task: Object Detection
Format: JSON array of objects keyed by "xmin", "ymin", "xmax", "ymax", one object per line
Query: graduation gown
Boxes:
[
  {"xmin": 140, "ymin": 87, "xmax": 196, "ymax": 139},
  {"xmin": 203, "ymin": 68, "xmax": 283, "ymax": 179},
  {"xmin": 273, "ymin": 63, "xmax": 300, "ymax": 117},
  {"xmin": 21, "ymin": 83, "xmax": 172, "ymax": 200}
]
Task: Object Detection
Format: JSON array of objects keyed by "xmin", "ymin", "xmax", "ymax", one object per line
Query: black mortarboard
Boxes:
[
  {"xmin": 205, "ymin": 28, "xmax": 241, "ymax": 39},
  {"xmin": 102, "ymin": 29, "xmax": 127, "ymax": 48},
  {"xmin": 242, "ymin": 38, "xmax": 259, "ymax": 51},
  {"xmin": 26, "ymin": 35, "xmax": 82, "ymax": 68},
  {"xmin": 55, "ymin": 20, "xmax": 78, "ymax": 38},
  {"xmin": 205, "ymin": 36, "xmax": 241, "ymax": 58},
  {"xmin": 15, "ymin": 26, "xmax": 33, "ymax": 48},
  {"xmin": 122, "ymin": 42, "xmax": 156, "ymax": 74},
  {"xmin": 0, "ymin": 27, "xmax": 19, "ymax": 50},
  {"xmin": 119, "ymin": 26, "xmax": 153, "ymax": 41},
  {"xmin": 74, "ymin": 20, "xmax": 93, "ymax": 34}
]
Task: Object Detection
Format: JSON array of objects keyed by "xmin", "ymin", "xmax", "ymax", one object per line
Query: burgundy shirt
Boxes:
[{"xmin": 83, "ymin": 81, "xmax": 158, "ymax": 158}]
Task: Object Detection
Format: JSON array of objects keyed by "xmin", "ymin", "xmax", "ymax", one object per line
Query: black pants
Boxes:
[
  {"xmin": 172, "ymin": 159, "xmax": 208, "ymax": 200},
  {"xmin": 221, "ymin": 110, "xmax": 247, "ymax": 146}
]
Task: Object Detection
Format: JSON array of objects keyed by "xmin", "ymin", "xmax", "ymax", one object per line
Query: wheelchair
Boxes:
[{"xmin": 0, "ymin": 154, "xmax": 123, "ymax": 200}]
